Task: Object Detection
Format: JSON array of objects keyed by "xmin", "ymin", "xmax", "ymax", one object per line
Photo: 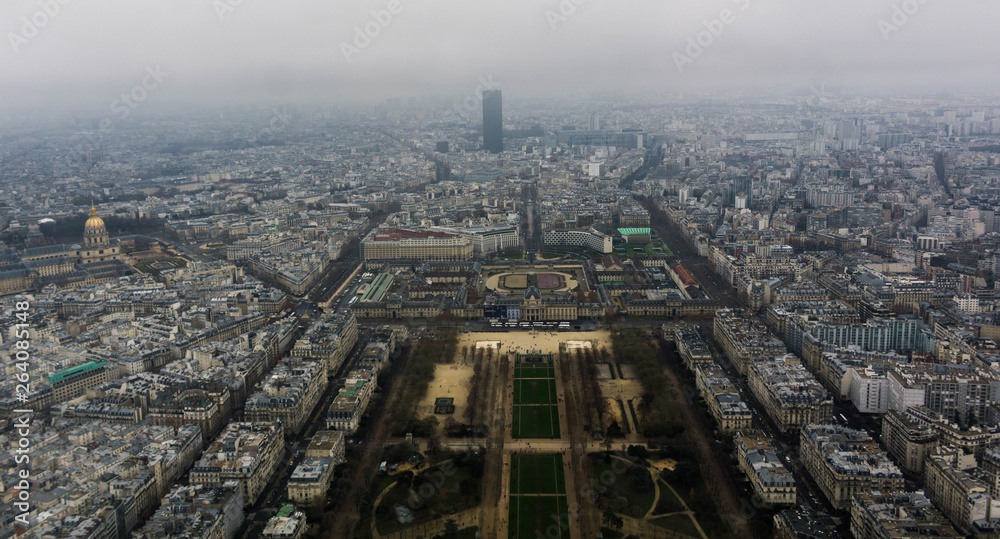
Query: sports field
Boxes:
[
  {"xmin": 509, "ymin": 454, "xmax": 569, "ymax": 538},
  {"xmin": 512, "ymin": 354, "xmax": 560, "ymax": 439}
]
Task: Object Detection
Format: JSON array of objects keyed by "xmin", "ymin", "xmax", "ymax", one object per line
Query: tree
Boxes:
[
  {"xmin": 459, "ymin": 478, "xmax": 478, "ymax": 497},
  {"xmin": 626, "ymin": 445, "xmax": 649, "ymax": 459},
  {"xmin": 629, "ymin": 466, "xmax": 653, "ymax": 491},
  {"xmin": 438, "ymin": 519, "xmax": 459, "ymax": 539},
  {"xmin": 396, "ymin": 471, "xmax": 414, "ymax": 489},
  {"xmin": 670, "ymin": 461, "xmax": 700, "ymax": 489},
  {"xmin": 427, "ymin": 435, "xmax": 443, "ymax": 455},
  {"xmin": 602, "ymin": 509, "xmax": 624, "ymax": 532}
]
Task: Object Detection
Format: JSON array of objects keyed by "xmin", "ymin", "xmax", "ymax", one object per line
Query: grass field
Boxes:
[
  {"xmin": 589, "ymin": 457, "xmax": 656, "ymax": 519},
  {"xmin": 509, "ymin": 495, "xmax": 569, "ymax": 538},
  {"xmin": 650, "ymin": 514, "xmax": 701, "ymax": 537},
  {"xmin": 503, "ymin": 274, "xmax": 528, "ymax": 289},
  {"xmin": 509, "ymin": 454, "xmax": 569, "ymax": 539},
  {"xmin": 515, "ymin": 366, "xmax": 556, "ymax": 378},
  {"xmin": 514, "ymin": 379, "xmax": 557, "ymax": 405},
  {"xmin": 512, "ymin": 406, "xmax": 560, "ymax": 438},
  {"xmin": 510, "ymin": 454, "xmax": 566, "ymax": 495},
  {"xmin": 512, "ymin": 354, "xmax": 560, "ymax": 439}
]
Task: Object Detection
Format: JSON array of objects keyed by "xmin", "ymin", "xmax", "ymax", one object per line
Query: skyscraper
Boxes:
[
  {"xmin": 733, "ymin": 176, "xmax": 752, "ymax": 207},
  {"xmin": 482, "ymin": 89, "xmax": 503, "ymax": 153},
  {"xmin": 588, "ymin": 111, "xmax": 600, "ymax": 131}
]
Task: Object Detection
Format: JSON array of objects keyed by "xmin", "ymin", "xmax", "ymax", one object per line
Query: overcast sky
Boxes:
[{"xmin": 1, "ymin": 0, "xmax": 998, "ymax": 112}]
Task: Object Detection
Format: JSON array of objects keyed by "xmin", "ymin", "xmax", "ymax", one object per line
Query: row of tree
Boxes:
[
  {"xmin": 391, "ymin": 329, "xmax": 459, "ymax": 437},
  {"xmin": 610, "ymin": 329, "xmax": 685, "ymax": 438}
]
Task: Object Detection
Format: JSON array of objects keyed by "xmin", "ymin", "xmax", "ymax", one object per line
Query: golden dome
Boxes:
[{"xmin": 85, "ymin": 204, "xmax": 105, "ymax": 230}]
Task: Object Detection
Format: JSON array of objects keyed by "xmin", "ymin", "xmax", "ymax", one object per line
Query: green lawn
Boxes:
[
  {"xmin": 654, "ymin": 480, "xmax": 687, "ymax": 514},
  {"xmin": 516, "ymin": 354, "xmax": 553, "ymax": 363},
  {"xmin": 504, "ymin": 274, "xmax": 528, "ymax": 289},
  {"xmin": 649, "ymin": 514, "xmax": 701, "ymax": 537},
  {"xmin": 512, "ymin": 406, "xmax": 560, "ymax": 439},
  {"xmin": 374, "ymin": 462, "xmax": 482, "ymax": 536},
  {"xmin": 515, "ymin": 366, "xmax": 556, "ymax": 379},
  {"xmin": 590, "ymin": 457, "xmax": 656, "ymax": 519},
  {"xmin": 514, "ymin": 379, "xmax": 557, "ymax": 405},
  {"xmin": 512, "ymin": 356, "xmax": 560, "ymax": 439},
  {"xmin": 510, "ymin": 495, "xmax": 568, "ymax": 539},
  {"xmin": 511, "ymin": 454, "xmax": 566, "ymax": 495}
]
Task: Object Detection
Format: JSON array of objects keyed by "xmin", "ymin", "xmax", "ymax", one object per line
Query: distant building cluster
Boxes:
[{"xmin": 5, "ymin": 87, "xmax": 1000, "ymax": 538}]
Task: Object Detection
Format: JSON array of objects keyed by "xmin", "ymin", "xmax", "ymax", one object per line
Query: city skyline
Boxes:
[
  {"xmin": 6, "ymin": 2, "xmax": 1000, "ymax": 538},
  {"xmin": 3, "ymin": 1, "xmax": 1000, "ymax": 112}
]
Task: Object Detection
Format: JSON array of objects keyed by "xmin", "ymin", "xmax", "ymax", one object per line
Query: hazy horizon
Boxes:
[{"xmin": 2, "ymin": 0, "xmax": 999, "ymax": 114}]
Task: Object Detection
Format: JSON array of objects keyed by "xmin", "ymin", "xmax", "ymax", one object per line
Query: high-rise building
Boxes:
[
  {"xmin": 482, "ymin": 89, "xmax": 503, "ymax": 153},
  {"xmin": 733, "ymin": 176, "xmax": 752, "ymax": 207},
  {"xmin": 588, "ymin": 111, "xmax": 600, "ymax": 131}
]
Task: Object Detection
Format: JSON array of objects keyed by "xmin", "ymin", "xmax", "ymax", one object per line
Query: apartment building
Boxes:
[
  {"xmin": 799, "ymin": 425, "xmax": 904, "ymax": 510},
  {"xmin": 924, "ymin": 448, "xmax": 1000, "ymax": 535},
  {"xmin": 326, "ymin": 374, "xmax": 375, "ymax": 433},
  {"xmin": 748, "ymin": 357, "xmax": 833, "ymax": 435},
  {"xmin": 887, "ymin": 363, "xmax": 1000, "ymax": 426},
  {"xmin": 49, "ymin": 361, "xmax": 111, "ymax": 403},
  {"xmin": 850, "ymin": 490, "xmax": 962, "ymax": 539},
  {"xmin": 713, "ymin": 308, "xmax": 787, "ymax": 375},
  {"xmin": 695, "ymin": 362, "xmax": 752, "ymax": 432},
  {"xmin": 674, "ymin": 326, "xmax": 714, "ymax": 370},
  {"xmin": 262, "ymin": 507, "xmax": 307, "ymax": 539},
  {"xmin": 881, "ymin": 409, "xmax": 938, "ymax": 474},
  {"xmin": 287, "ymin": 458, "xmax": 336, "ymax": 507},
  {"xmin": 245, "ymin": 358, "xmax": 327, "ymax": 437},
  {"xmin": 190, "ymin": 422, "xmax": 282, "ymax": 506},
  {"xmin": 735, "ymin": 430, "xmax": 797, "ymax": 506},
  {"xmin": 290, "ymin": 311, "xmax": 358, "ymax": 375},
  {"xmin": 906, "ymin": 406, "xmax": 1000, "ymax": 461},
  {"xmin": 306, "ymin": 430, "xmax": 346, "ymax": 461},
  {"xmin": 135, "ymin": 485, "xmax": 244, "ymax": 539},
  {"xmin": 849, "ymin": 367, "xmax": 889, "ymax": 414}
]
